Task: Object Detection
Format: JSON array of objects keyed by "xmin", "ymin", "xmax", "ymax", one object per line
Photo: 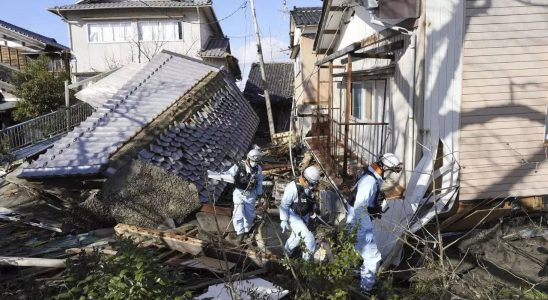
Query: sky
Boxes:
[{"xmin": 0, "ymin": 0, "xmax": 323, "ymax": 84}]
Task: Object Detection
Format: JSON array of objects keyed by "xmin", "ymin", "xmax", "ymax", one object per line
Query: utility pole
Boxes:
[{"xmin": 249, "ymin": 0, "xmax": 276, "ymax": 141}]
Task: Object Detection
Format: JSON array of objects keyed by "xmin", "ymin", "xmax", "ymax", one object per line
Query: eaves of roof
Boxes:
[
  {"xmin": 0, "ymin": 20, "xmax": 69, "ymax": 51},
  {"xmin": 49, "ymin": 1, "xmax": 212, "ymax": 11}
]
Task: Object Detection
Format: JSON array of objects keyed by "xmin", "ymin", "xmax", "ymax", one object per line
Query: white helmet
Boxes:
[
  {"xmin": 247, "ymin": 149, "xmax": 263, "ymax": 161},
  {"xmin": 303, "ymin": 166, "xmax": 321, "ymax": 184},
  {"xmin": 380, "ymin": 153, "xmax": 402, "ymax": 172}
]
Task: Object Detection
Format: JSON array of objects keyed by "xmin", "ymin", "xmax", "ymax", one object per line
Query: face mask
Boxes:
[{"xmin": 249, "ymin": 161, "xmax": 257, "ymax": 168}]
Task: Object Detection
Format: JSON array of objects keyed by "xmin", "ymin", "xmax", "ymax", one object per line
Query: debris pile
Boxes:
[{"xmin": 73, "ymin": 160, "xmax": 201, "ymax": 229}]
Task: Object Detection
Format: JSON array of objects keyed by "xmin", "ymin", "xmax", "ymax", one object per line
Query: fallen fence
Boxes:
[{"xmin": 0, "ymin": 102, "xmax": 94, "ymax": 155}]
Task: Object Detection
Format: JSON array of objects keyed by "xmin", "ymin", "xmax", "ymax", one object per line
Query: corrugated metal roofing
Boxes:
[
  {"xmin": 290, "ymin": 7, "xmax": 322, "ymax": 26},
  {"xmin": 75, "ymin": 63, "xmax": 147, "ymax": 108},
  {"xmin": 243, "ymin": 62, "xmax": 294, "ymax": 103},
  {"xmin": 199, "ymin": 37, "xmax": 230, "ymax": 58},
  {"xmin": 0, "ymin": 20, "xmax": 69, "ymax": 50},
  {"xmin": 52, "ymin": 0, "xmax": 211, "ymax": 10},
  {"xmin": 20, "ymin": 51, "xmax": 217, "ymax": 178}
]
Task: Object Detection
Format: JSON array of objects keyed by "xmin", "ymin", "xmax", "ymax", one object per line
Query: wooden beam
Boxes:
[
  {"xmin": 316, "ymin": 29, "xmax": 398, "ymax": 66},
  {"xmin": 343, "ymin": 54, "xmax": 352, "ymax": 176},
  {"xmin": 340, "ymin": 40, "xmax": 404, "ymax": 64},
  {"xmin": 322, "ymin": 29, "xmax": 338, "ymax": 34},
  {"xmin": 316, "ymin": 42, "xmax": 360, "ymax": 66},
  {"xmin": 114, "ymin": 224, "xmax": 206, "ymax": 255},
  {"xmin": 0, "ymin": 256, "xmax": 66, "ymax": 268}
]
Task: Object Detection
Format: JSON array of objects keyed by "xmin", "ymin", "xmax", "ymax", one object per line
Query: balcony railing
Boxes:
[
  {"xmin": 308, "ymin": 110, "xmax": 389, "ymax": 181},
  {"xmin": 0, "ymin": 102, "xmax": 94, "ymax": 154}
]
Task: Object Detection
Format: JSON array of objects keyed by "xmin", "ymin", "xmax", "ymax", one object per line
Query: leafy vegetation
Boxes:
[
  {"xmin": 11, "ymin": 55, "xmax": 73, "ymax": 121},
  {"xmin": 51, "ymin": 239, "xmax": 191, "ymax": 300},
  {"xmin": 279, "ymin": 226, "xmax": 362, "ymax": 300}
]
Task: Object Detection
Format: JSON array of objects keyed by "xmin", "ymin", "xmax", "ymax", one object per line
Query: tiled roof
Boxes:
[
  {"xmin": 75, "ymin": 63, "xmax": 147, "ymax": 108},
  {"xmin": 137, "ymin": 73, "xmax": 258, "ymax": 202},
  {"xmin": 0, "ymin": 63, "xmax": 17, "ymax": 84},
  {"xmin": 0, "ymin": 20, "xmax": 69, "ymax": 51},
  {"xmin": 290, "ymin": 7, "xmax": 322, "ymax": 26},
  {"xmin": 244, "ymin": 63, "xmax": 294, "ymax": 104},
  {"xmin": 51, "ymin": 1, "xmax": 211, "ymax": 10},
  {"xmin": 20, "ymin": 51, "xmax": 217, "ymax": 178},
  {"xmin": 199, "ymin": 37, "xmax": 230, "ymax": 58},
  {"xmin": 20, "ymin": 50, "xmax": 258, "ymax": 202}
]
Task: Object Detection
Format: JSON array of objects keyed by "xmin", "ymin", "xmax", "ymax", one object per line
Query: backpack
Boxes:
[
  {"xmin": 290, "ymin": 181, "xmax": 316, "ymax": 216},
  {"xmin": 233, "ymin": 161, "xmax": 259, "ymax": 190},
  {"xmin": 348, "ymin": 169, "xmax": 385, "ymax": 218}
]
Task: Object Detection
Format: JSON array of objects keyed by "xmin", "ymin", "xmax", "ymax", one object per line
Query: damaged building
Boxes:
[{"xmin": 18, "ymin": 50, "xmax": 258, "ymax": 226}]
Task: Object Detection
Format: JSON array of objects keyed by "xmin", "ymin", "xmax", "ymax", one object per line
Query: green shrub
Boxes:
[{"xmin": 52, "ymin": 239, "xmax": 191, "ymax": 300}]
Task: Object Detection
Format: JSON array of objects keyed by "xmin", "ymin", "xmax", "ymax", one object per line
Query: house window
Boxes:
[
  {"xmin": 88, "ymin": 23, "xmax": 132, "ymax": 43},
  {"xmin": 138, "ymin": 21, "xmax": 181, "ymax": 42},
  {"xmin": 351, "ymin": 81, "xmax": 375, "ymax": 120},
  {"xmin": 352, "ymin": 82, "xmax": 363, "ymax": 119}
]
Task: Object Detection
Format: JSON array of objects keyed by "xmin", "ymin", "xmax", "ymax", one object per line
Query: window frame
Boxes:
[
  {"xmin": 137, "ymin": 20, "xmax": 182, "ymax": 42},
  {"xmin": 87, "ymin": 22, "xmax": 133, "ymax": 44}
]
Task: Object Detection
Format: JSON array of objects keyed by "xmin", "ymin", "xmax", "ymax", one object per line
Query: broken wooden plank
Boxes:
[
  {"xmin": 180, "ymin": 256, "xmax": 236, "ymax": 273},
  {"xmin": 200, "ymin": 204, "xmax": 232, "ymax": 216},
  {"xmin": 114, "ymin": 224, "xmax": 206, "ymax": 255},
  {"xmin": 0, "ymin": 256, "xmax": 66, "ymax": 268},
  {"xmin": 196, "ymin": 212, "xmax": 234, "ymax": 234},
  {"xmin": 65, "ymin": 248, "xmax": 118, "ymax": 256},
  {"xmin": 0, "ymin": 208, "xmax": 62, "ymax": 232}
]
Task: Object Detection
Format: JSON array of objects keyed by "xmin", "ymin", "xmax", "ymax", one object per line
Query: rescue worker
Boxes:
[
  {"xmin": 279, "ymin": 166, "xmax": 321, "ymax": 260},
  {"xmin": 227, "ymin": 149, "xmax": 264, "ymax": 239},
  {"xmin": 346, "ymin": 153, "xmax": 402, "ymax": 292}
]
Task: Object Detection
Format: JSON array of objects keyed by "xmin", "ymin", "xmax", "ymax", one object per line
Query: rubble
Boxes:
[{"xmin": 74, "ymin": 160, "xmax": 202, "ymax": 229}]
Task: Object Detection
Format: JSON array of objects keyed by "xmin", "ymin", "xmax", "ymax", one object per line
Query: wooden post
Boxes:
[
  {"xmin": 343, "ymin": 54, "xmax": 352, "ymax": 177},
  {"xmin": 7, "ymin": 47, "xmax": 12, "ymax": 68},
  {"xmin": 65, "ymin": 80, "xmax": 70, "ymax": 132},
  {"xmin": 328, "ymin": 61, "xmax": 333, "ymax": 160},
  {"xmin": 249, "ymin": 0, "xmax": 276, "ymax": 141},
  {"xmin": 15, "ymin": 49, "xmax": 20, "ymax": 69},
  {"xmin": 316, "ymin": 64, "xmax": 321, "ymax": 137}
]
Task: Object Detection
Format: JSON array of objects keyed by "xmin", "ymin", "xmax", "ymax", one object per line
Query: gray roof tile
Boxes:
[
  {"xmin": 0, "ymin": 20, "xmax": 69, "ymax": 50},
  {"xmin": 21, "ymin": 51, "xmax": 217, "ymax": 178},
  {"xmin": 290, "ymin": 7, "xmax": 322, "ymax": 26},
  {"xmin": 243, "ymin": 62, "xmax": 295, "ymax": 104},
  {"xmin": 199, "ymin": 37, "xmax": 230, "ymax": 58},
  {"xmin": 51, "ymin": 1, "xmax": 211, "ymax": 11}
]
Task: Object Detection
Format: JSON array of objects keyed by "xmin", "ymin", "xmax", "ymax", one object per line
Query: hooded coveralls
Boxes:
[
  {"xmin": 279, "ymin": 181, "xmax": 316, "ymax": 260},
  {"xmin": 227, "ymin": 162, "xmax": 263, "ymax": 235},
  {"xmin": 346, "ymin": 166, "xmax": 383, "ymax": 291}
]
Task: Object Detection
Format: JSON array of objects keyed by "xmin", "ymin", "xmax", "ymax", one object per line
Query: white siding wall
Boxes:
[
  {"xmin": 423, "ymin": 0, "xmax": 464, "ymax": 155},
  {"xmin": 459, "ymin": 0, "xmax": 548, "ymax": 200},
  {"xmin": 66, "ymin": 9, "xmax": 204, "ymax": 74}
]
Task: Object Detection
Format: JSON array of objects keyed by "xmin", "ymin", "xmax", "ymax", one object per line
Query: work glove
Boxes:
[{"xmin": 280, "ymin": 220, "xmax": 289, "ymax": 233}]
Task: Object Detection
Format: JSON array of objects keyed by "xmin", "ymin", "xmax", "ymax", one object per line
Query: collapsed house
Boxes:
[
  {"xmin": 17, "ymin": 51, "xmax": 258, "ymax": 225},
  {"xmin": 244, "ymin": 62, "xmax": 294, "ymax": 134},
  {"xmin": 288, "ymin": 0, "xmax": 548, "ymax": 264}
]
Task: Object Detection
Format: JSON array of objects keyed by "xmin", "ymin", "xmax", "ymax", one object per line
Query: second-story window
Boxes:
[
  {"xmin": 88, "ymin": 22, "xmax": 132, "ymax": 43},
  {"xmin": 138, "ymin": 21, "xmax": 182, "ymax": 42}
]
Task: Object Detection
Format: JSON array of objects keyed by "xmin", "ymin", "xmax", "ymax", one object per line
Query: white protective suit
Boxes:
[
  {"xmin": 227, "ymin": 162, "xmax": 263, "ymax": 235},
  {"xmin": 279, "ymin": 181, "xmax": 316, "ymax": 260},
  {"xmin": 346, "ymin": 165, "xmax": 383, "ymax": 291}
]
